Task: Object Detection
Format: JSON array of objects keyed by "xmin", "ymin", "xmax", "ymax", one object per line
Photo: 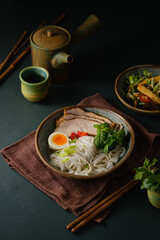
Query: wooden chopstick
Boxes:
[
  {"xmin": 0, "ymin": 13, "xmax": 66, "ymax": 84},
  {"xmin": 0, "ymin": 45, "xmax": 31, "ymax": 83},
  {"xmin": 67, "ymin": 179, "xmax": 138, "ymax": 233},
  {"xmin": 12, "ymin": 35, "xmax": 31, "ymax": 57},
  {"xmin": 0, "ymin": 30, "xmax": 28, "ymax": 72},
  {"xmin": 52, "ymin": 12, "xmax": 67, "ymax": 25},
  {"xmin": 13, "ymin": 13, "xmax": 66, "ymax": 57},
  {"xmin": 11, "ymin": 20, "xmax": 47, "ymax": 58}
]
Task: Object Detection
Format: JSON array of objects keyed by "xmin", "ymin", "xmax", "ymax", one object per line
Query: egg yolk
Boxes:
[{"xmin": 52, "ymin": 134, "xmax": 67, "ymax": 145}]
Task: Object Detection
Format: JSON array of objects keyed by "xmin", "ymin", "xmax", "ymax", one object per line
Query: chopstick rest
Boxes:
[{"xmin": 67, "ymin": 179, "xmax": 138, "ymax": 233}]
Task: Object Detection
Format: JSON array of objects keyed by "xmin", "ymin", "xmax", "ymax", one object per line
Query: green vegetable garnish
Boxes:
[
  {"xmin": 93, "ymin": 131, "xmax": 107, "ymax": 149},
  {"xmin": 134, "ymin": 157, "xmax": 157, "ymax": 181},
  {"xmin": 62, "ymin": 158, "xmax": 69, "ymax": 163},
  {"xmin": 54, "ymin": 145, "xmax": 77, "ymax": 157},
  {"xmin": 64, "ymin": 145, "xmax": 77, "ymax": 154},
  {"xmin": 134, "ymin": 157, "xmax": 160, "ymax": 193},
  {"xmin": 103, "ymin": 136, "xmax": 116, "ymax": 153},
  {"xmin": 143, "ymin": 175, "xmax": 160, "ymax": 192},
  {"xmin": 69, "ymin": 138, "xmax": 77, "ymax": 143},
  {"xmin": 93, "ymin": 122, "xmax": 128, "ymax": 154},
  {"xmin": 115, "ymin": 128, "xmax": 126, "ymax": 146},
  {"xmin": 83, "ymin": 164, "xmax": 89, "ymax": 169},
  {"xmin": 93, "ymin": 122, "xmax": 117, "ymax": 150}
]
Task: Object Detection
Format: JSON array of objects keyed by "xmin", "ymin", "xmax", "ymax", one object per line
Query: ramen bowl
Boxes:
[
  {"xmin": 35, "ymin": 105, "xmax": 135, "ymax": 179},
  {"xmin": 115, "ymin": 64, "xmax": 160, "ymax": 114}
]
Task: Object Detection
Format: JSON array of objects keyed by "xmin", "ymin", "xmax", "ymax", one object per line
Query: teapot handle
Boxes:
[{"xmin": 69, "ymin": 14, "xmax": 102, "ymax": 48}]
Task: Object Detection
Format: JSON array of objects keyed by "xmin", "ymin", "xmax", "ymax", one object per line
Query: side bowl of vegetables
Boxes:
[{"xmin": 115, "ymin": 64, "xmax": 160, "ymax": 114}]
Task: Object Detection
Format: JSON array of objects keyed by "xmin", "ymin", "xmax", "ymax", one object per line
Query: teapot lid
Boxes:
[{"xmin": 32, "ymin": 25, "xmax": 71, "ymax": 50}]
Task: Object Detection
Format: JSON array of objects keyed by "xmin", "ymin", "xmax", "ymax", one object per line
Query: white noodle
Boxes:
[{"xmin": 50, "ymin": 136, "xmax": 126, "ymax": 176}]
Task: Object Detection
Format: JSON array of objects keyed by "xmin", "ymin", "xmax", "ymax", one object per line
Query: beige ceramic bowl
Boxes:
[
  {"xmin": 115, "ymin": 64, "xmax": 160, "ymax": 114},
  {"xmin": 35, "ymin": 105, "xmax": 135, "ymax": 180}
]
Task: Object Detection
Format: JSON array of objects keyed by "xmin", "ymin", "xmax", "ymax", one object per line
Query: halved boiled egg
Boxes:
[{"xmin": 48, "ymin": 132, "xmax": 69, "ymax": 150}]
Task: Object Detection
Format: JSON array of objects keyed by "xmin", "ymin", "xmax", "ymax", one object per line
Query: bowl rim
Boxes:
[
  {"xmin": 19, "ymin": 66, "xmax": 49, "ymax": 86},
  {"xmin": 35, "ymin": 105, "xmax": 135, "ymax": 180},
  {"xmin": 115, "ymin": 64, "xmax": 160, "ymax": 114}
]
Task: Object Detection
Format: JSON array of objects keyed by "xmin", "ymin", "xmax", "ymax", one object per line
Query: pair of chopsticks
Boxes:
[
  {"xmin": 0, "ymin": 13, "xmax": 66, "ymax": 84},
  {"xmin": 67, "ymin": 178, "xmax": 138, "ymax": 233}
]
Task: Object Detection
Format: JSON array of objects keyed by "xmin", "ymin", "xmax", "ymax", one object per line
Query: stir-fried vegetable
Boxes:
[
  {"xmin": 153, "ymin": 80, "xmax": 160, "ymax": 93},
  {"xmin": 140, "ymin": 94, "xmax": 151, "ymax": 103},
  {"xmin": 125, "ymin": 70, "xmax": 152, "ymax": 105},
  {"xmin": 124, "ymin": 70, "xmax": 160, "ymax": 110}
]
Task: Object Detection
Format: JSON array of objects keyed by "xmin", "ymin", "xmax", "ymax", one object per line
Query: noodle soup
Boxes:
[
  {"xmin": 35, "ymin": 106, "xmax": 135, "ymax": 179},
  {"xmin": 50, "ymin": 135, "xmax": 126, "ymax": 176}
]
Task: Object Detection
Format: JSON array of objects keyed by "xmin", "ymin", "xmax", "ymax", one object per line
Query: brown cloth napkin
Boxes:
[{"xmin": 1, "ymin": 93, "xmax": 160, "ymax": 223}]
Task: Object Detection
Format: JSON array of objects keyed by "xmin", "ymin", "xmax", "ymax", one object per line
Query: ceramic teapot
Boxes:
[{"xmin": 30, "ymin": 14, "xmax": 101, "ymax": 84}]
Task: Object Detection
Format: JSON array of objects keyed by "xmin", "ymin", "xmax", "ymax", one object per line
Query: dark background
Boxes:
[{"xmin": 0, "ymin": 1, "xmax": 160, "ymax": 240}]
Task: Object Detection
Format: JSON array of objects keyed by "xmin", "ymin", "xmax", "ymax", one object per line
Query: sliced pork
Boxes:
[
  {"xmin": 54, "ymin": 117, "xmax": 99, "ymax": 136},
  {"xmin": 64, "ymin": 107, "xmax": 113, "ymax": 124},
  {"xmin": 56, "ymin": 113, "xmax": 105, "ymax": 127},
  {"xmin": 54, "ymin": 107, "xmax": 121, "ymax": 136}
]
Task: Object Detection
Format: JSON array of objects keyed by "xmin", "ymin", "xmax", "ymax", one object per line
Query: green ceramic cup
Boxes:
[
  {"xmin": 147, "ymin": 190, "xmax": 160, "ymax": 209},
  {"xmin": 19, "ymin": 66, "xmax": 49, "ymax": 102}
]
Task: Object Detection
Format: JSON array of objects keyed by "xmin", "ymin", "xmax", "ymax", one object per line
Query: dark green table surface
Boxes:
[{"xmin": 0, "ymin": 1, "xmax": 160, "ymax": 240}]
